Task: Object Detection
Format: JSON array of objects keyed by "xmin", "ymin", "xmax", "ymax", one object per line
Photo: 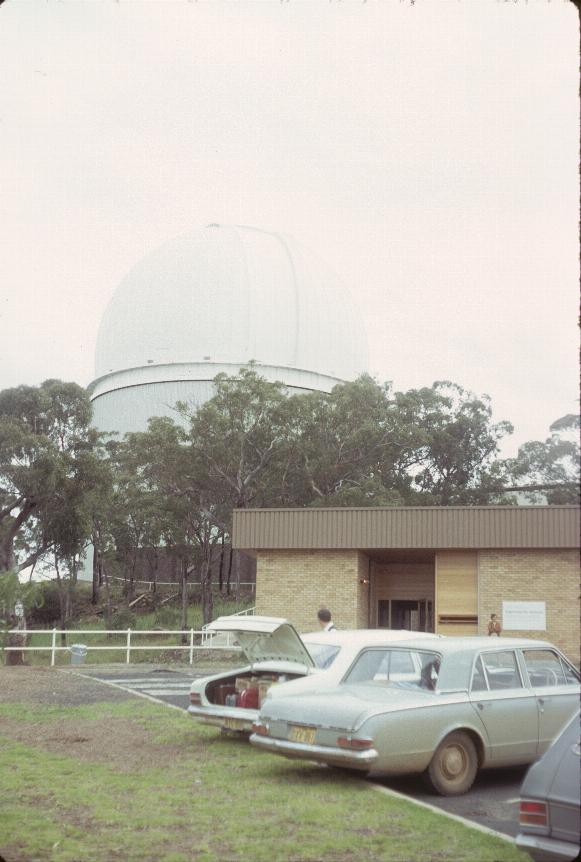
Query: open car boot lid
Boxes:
[{"xmin": 205, "ymin": 615, "xmax": 315, "ymax": 669}]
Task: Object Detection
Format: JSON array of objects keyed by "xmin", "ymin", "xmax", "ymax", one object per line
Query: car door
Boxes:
[
  {"xmin": 520, "ymin": 648, "xmax": 581, "ymax": 755},
  {"xmin": 469, "ymin": 649, "xmax": 538, "ymax": 763}
]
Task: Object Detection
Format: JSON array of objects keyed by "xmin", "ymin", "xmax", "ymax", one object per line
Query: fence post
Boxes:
[
  {"xmin": 126, "ymin": 629, "xmax": 131, "ymax": 664},
  {"xmin": 189, "ymin": 628, "xmax": 194, "ymax": 665},
  {"xmin": 50, "ymin": 628, "xmax": 57, "ymax": 667}
]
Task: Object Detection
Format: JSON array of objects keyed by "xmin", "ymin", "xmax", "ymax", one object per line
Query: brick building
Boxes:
[{"xmin": 232, "ymin": 506, "xmax": 580, "ymax": 664}]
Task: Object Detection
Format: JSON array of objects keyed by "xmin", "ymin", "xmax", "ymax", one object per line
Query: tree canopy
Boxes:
[
  {"xmin": 1, "ymin": 373, "xmax": 577, "ymax": 625},
  {"xmin": 0, "ymin": 380, "xmax": 108, "ymax": 575}
]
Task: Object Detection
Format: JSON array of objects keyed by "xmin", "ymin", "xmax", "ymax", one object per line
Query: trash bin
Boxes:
[{"xmin": 70, "ymin": 644, "xmax": 88, "ymax": 666}]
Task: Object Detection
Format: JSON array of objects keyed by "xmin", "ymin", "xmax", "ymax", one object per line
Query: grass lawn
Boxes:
[{"xmin": 0, "ymin": 672, "xmax": 530, "ymax": 862}]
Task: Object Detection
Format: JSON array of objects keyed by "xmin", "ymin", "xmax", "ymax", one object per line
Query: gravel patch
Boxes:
[
  {"xmin": 0, "ymin": 666, "xmax": 134, "ymax": 706},
  {"xmin": 0, "ymin": 667, "xmax": 190, "ymax": 771},
  {"xmin": 0, "ymin": 714, "xmax": 186, "ymax": 771}
]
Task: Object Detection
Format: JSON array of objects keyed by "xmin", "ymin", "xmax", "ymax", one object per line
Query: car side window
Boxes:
[
  {"xmin": 481, "ymin": 650, "xmax": 522, "ymax": 690},
  {"xmin": 471, "ymin": 656, "xmax": 488, "ymax": 692},
  {"xmin": 523, "ymin": 649, "xmax": 566, "ymax": 687},
  {"xmin": 389, "ymin": 650, "xmax": 415, "ymax": 676},
  {"xmin": 345, "ymin": 649, "xmax": 389, "ymax": 683}
]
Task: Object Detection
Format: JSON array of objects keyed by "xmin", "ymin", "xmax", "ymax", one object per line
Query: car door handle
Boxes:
[{"xmin": 476, "ymin": 702, "xmax": 491, "ymax": 710}]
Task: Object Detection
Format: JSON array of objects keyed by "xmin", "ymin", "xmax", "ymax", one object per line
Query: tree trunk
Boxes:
[
  {"xmin": 151, "ymin": 549, "xmax": 158, "ymax": 595},
  {"xmin": 102, "ymin": 563, "xmax": 113, "ymax": 639},
  {"xmin": 233, "ymin": 549, "xmax": 241, "ymax": 603},
  {"xmin": 218, "ymin": 533, "xmax": 225, "ymax": 594},
  {"xmin": 0, "ymin": 538, "xmax": 15, "ymax": 575},
  {"xmin": 91, "ymin": 540, "xmax": 100, "ymax": 605},
  {"xmin": 180, "ymin": 559, "xmax": 188, "ymax": 644},
  {"xmin": 226, "ymin": 545, "xmax": 233, "ymax": 596},
  {"xmin": 5, "ymin": 613, "xmax": 26, "ymax": 666},
  {"xmin": 128, "ymin": 552, "xmax": 136, "ymax": 602},
  {"xmin": 200, "ymin": 556, "xmax": 213, "ymax": 626},
  {"xmin": 54, "ymin": 554, "xmax": 68, "ymax": 648}
]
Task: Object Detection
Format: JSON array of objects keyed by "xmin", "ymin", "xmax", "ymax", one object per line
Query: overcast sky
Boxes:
[{"xmin": 0, "ymin": 0, "xmax": 578, "ymax": 456}]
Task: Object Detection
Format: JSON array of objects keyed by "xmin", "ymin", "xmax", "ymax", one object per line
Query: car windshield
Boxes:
[{"xmin": 302, "ymin": 641, "xmax": 341, "ymax": 670}]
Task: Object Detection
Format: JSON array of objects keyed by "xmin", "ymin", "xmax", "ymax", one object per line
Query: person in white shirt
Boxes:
[{"xmin": 317, "ymin": 608, "xmax": 336, "ymax": 631}]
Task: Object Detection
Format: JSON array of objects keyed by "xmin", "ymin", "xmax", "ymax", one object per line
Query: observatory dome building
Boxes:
[{"xmin": 89, "ymin": 224, "xmax": 368, "ymax": 436}]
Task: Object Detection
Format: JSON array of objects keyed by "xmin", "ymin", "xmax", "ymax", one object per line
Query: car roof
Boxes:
[
  {"xmin": 300, "ymin": 630, "xmax": 441, "ymax": 645},
  {"xmin": 427, "ymin": 636, "xmax": 556, "ymax": 654},
  {"xmin": 301, "ymin": 633, "xmax": 561, "ymax": 656}
]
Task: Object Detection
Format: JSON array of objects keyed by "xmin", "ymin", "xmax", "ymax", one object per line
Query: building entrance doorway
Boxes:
[{"xmin": 377, "ymin": 599, "xmax": 434, "ymax": 632}]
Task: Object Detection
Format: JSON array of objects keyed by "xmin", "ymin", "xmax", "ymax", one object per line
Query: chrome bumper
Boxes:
[
  {"xmin": 516, "ymin": 833, "xmax": 580, "ymax": 862},
  {"xmin": 187, "ymin": 704, "xmax": 257, "ymax": 731},
  {"xmin": 249, "ymin": 733, "xmax": 378, "ymax": 770}
]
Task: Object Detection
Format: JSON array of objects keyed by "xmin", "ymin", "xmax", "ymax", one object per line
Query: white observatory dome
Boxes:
[{"xmin": 89, "ymin": 224, "xmax": 368, "ymax": 435}]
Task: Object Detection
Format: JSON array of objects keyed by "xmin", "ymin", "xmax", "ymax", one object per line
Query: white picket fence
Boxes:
[
  {"xmin": 2, "ymin": 627, "xmax": 246, "ymax": 666},
  {"xmin": 2, "ymin": 606, "xmax": 256, "ymax": 666}
]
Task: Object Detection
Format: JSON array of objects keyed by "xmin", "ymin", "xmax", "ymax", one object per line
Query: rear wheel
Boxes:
[{"xmin": 423, "ymin": 731, "xmax": 478, "ymax": 796}]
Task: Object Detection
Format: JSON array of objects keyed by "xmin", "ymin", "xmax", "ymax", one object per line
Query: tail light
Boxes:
[
  {"xmin": 337, "ymin": 736, "xmax": 374, "ymax": 751},
  {"xmin": 252, "ymin": 722, "xmax": 269, "ymax": 736},
  {"xmin": 519, "ymin": 801, "xmax": 548, "ymax": 827},
  {"xmin": 190, "ymin": 692, "xmax": 202, "ymax": 705}
]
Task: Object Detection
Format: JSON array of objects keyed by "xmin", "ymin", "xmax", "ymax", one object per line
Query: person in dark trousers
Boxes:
[{"xmin": 317, "ymin": 608, "xmax": 336, "ymax": 632}]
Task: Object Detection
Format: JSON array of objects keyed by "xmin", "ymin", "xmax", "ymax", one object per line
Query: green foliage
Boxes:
[
  {"xmin": 109, "ymin": 608, "xmax": 137, "ymax": 630},
  {"xmin": 0, "ymin": 570, "xmax": 41, "ymax": 627},
  {"xmin": 0, "ymin": 379, "xmax": 110, "ymax": 575},
  {"xmin": 154, "ymin": 606, "xmax": 179, "ymax": 628},
  {"xmin": 1, "ymin": 371, "xmax": 575, "ymax": 630},
  {"xmin": 27, "ymin": 580, "xmax": 62, "ymax": 625},
  {"xmin": 504, "ymin": 414, "xmax": 580, "ymax": 504}
]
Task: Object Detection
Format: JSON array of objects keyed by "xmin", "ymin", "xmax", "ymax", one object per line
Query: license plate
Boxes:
[
  {"xmin": 289, "ymin": 725, "xmax": 317, "ymax": 745},
  {"xmin": 223, "ymin": 718, "xmax": 245, "ymax": 731}
]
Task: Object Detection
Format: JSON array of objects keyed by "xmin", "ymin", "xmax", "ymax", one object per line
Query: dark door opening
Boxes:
[{"xmin": 377, "ymin": 599, "xmax": 434, "ymax": 632}]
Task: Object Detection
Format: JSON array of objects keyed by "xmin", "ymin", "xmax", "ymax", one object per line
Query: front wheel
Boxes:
[{"xmin": 423, "ymin": 731, "xmax": 478, "ymax": 796}]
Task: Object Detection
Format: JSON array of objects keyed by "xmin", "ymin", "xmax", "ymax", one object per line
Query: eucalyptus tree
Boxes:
[
  {"xmin": 502, "ymin": 414, "xmax": 580, "ymax": 504},
  {"xmin": 105, "ymin": 434, "xmax": 168, "ymax": 601},
  {"xmin": 182, "ymin": 368, "xmax": 290, "ymax": 509},
  {"xmin": 402, "ymin": 381, "xmax": 513, "ymax": 505},
  {"xmin": 285, "ymin": 375, "xmax": 411, "ymax": 507},
  {"xmin": 178, "ymin": 368, "xmax": 293, "ymax": 606},
  {"xmin": 0, "ymin": 380, "xmax": 109, "ymax": 578},
  {"xmin": 110, "ymin": 417, "xmax": 230, "ymax": 626}
]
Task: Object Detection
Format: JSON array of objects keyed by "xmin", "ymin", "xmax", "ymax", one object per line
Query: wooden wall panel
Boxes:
[{"xmin": 436, "ymin": 551, "xmax": 478, "ymax": 635}]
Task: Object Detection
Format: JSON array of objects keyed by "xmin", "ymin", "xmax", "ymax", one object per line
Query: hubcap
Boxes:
[{"xmin": 441, "ymin": 744, "xmax": 466, "ymax": 780}]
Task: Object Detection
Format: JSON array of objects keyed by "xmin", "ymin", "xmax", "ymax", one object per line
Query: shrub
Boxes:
[
  {"xmin": 28, "ymin": 581, "xmax": 62, "ymax": 626},
  {"xmin": 109, "ymin": 609, "xmax": 137, "ymax": 630},
  {"xmin": 153, "ymin": 607, "xmax": 179, "ymax": 629}
]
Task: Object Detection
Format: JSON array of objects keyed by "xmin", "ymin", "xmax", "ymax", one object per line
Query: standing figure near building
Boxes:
[
  {"xmin": 317, "ymin": 608, "xmax": 336, "ymax": 632},
  {"xmin": 487, "ymin": 613, "xmax": 502, "ymax": 636}
]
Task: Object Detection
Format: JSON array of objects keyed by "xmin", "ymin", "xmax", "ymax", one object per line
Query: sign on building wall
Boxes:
[{"xmin": 502, "ymin": 601, "xmax": 546, "ymax": 631}]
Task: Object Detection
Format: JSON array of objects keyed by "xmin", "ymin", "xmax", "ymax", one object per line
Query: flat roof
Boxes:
[{"xmin": 232, "ymin": 505, "xmax": 581, "ymax": 551}]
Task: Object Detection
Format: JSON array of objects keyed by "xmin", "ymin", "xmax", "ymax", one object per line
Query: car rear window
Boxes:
[{"xmin": 302, "ymin": 641, "xmax": 341, "ymax": 670}]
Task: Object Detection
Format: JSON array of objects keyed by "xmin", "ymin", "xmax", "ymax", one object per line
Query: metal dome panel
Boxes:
[{"xmin": 94, "ymin": 225, "xmax": 368, "ymax": 381}]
